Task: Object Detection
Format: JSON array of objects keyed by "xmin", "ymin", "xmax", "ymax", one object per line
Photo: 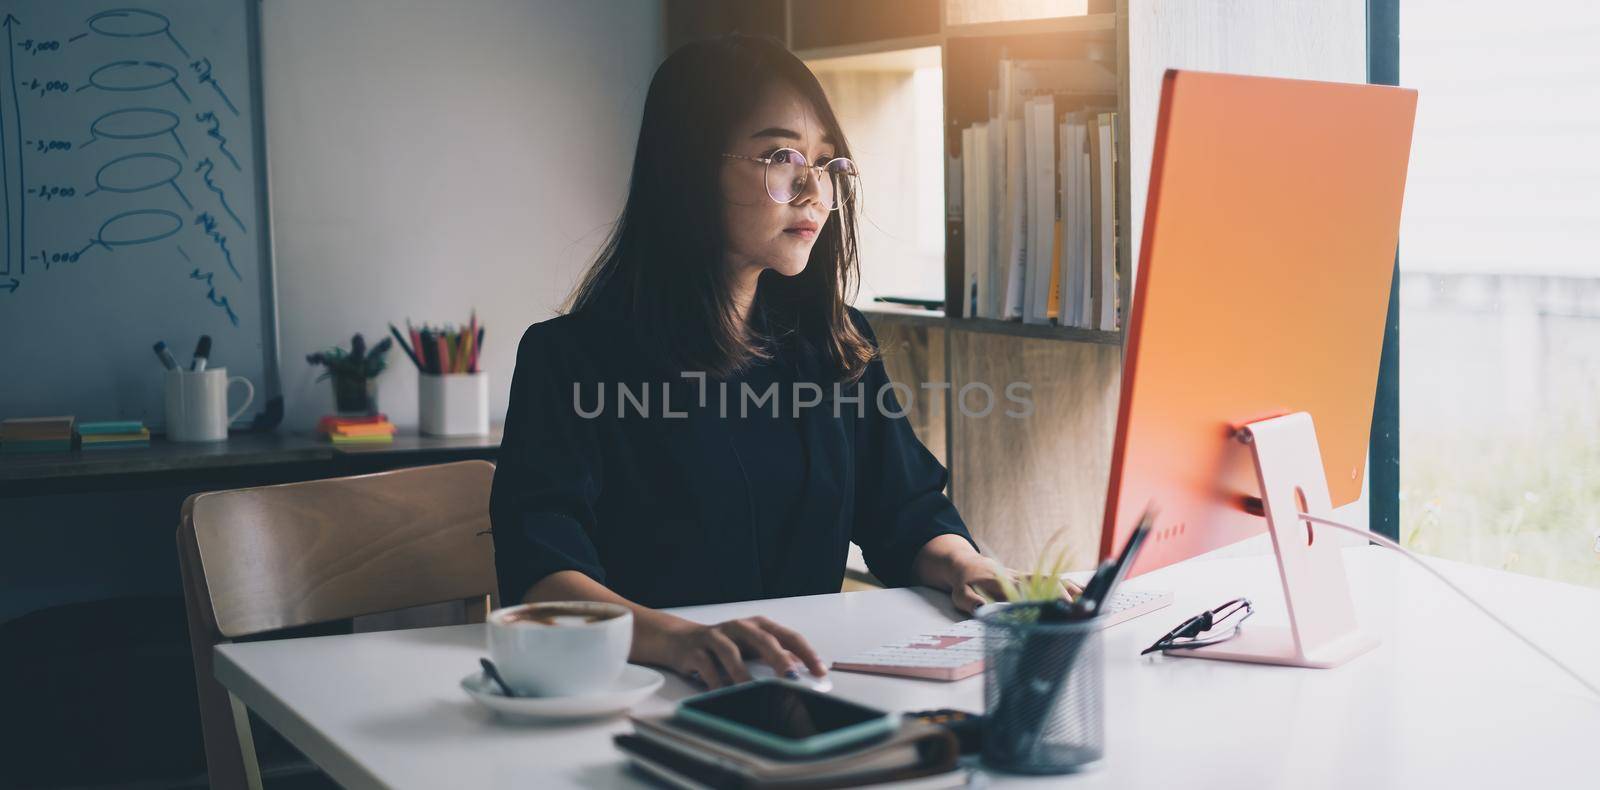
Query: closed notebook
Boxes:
[
  {"xmin": 329, "ymin": 422, "xmax": 396, "ymax": 437},
  {"xmin": 329, "ymin": 432, "xmax": 394, "ymax": 444},
  {"xmin": 618, "ymin": 715, "xmax": 959, "ymax": 790},
  {"xmin": 1, "ymin": 416, "xmax": 75, "ymax": 441},
  {"xmin": 77, "ymin": 421, "xmax": 146, "ymax": 436},
  {"xmin": 81, "ymin": 428, "xmax": 151, "ymax": 446}
]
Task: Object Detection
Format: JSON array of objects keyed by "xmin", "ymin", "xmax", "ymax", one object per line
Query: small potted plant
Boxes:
[{"xmin": 306, "ymin": 333, "xmax": 392, "ymax": 416}]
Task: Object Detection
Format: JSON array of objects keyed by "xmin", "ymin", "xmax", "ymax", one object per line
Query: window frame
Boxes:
[{"xmin": 1367, "ymin": 0, "xmax": 1400, "ymax": 542}]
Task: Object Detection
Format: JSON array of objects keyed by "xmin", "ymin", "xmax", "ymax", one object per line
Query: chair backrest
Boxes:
[
  {"xmin": 178, "ymin": 460, "xmax": 498, "ymax": 789},
  {"xmin": 184, "ymin": 459, "xmax": 498, "ymax": 637}
]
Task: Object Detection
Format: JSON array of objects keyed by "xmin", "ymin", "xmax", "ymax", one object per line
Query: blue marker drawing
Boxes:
[
  {"xmin": 194, "ymin": 112, "xmax": 238, "ymax": 170},
  {"xmin": 194, "ymin": 211, "xmax": 240, "ymax": 281},
  {"xmin": 68, "ymin": 32, "xmax": 88, "ymax": 44},
  {"xmin": 98, "ymin": 208, "xmax": 182, "ymax": 247},
  {"xmin": 4, "ymin": 13, "xmax": 22, "ymax": 276},
  {"xmin": 15, "ymin": 38, "xmax": 62, "ymax": 56},
  {"xmin": 187, "ymin": 58, "xmax": 237, "ymax": 117},
  {"xmin": 86, "ymin": 9, "xmax": 188, "ymax": 58},
  {"xmin": 189, "ymin": 266, "xmax": 240, "ymax": 326},
  {"xmin": 87, "ymin": 60, "xmax": 190, "ymax": 103},
  {"xmin": 1, "ymin": 277, "xmax": 16, "ymax": 293},
  {"xmin": 177, "ymin": 244, "xmax": 190, "ymax": 262},
  {"xmin": 31, "ymin": 238, "xmax": 100, "ymax": 269},
  {"xmin": 91, "ymin": 152, "xmax": 191, "ymax": 210},
  {"xmin": 194, "ymin": 158, "xmax": 243, "ymax": 233},
  {"xmin": 27, "ymin": 184, "xmax": 78, "ymax": 201},
  {"xmin": 86, "ymin": 107, "xmax": 185, "ymax": 158}
]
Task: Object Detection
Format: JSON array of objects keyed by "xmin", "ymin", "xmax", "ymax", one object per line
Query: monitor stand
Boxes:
[{"xmin": 1171, "ymin": 412, "xmax": 1378, "ymax": 669}]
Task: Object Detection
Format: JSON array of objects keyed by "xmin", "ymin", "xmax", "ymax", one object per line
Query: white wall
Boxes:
[{"xmin": 260, "ymin": 0, "xmax": 662, "ymax": 430}]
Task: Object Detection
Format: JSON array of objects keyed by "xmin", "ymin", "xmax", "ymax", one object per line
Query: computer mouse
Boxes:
[{"xmin": 747, "ymin": 661, "xmax": 833, "ymax": 693}]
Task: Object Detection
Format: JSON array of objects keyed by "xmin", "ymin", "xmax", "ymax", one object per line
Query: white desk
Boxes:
[{"xmin": 215, "ymin": 548, "xmax": 1600, "ymax": 789}]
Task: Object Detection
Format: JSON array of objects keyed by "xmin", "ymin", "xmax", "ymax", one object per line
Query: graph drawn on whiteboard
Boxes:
[{"xmin": 0, "ymin": 1, "xmax": 278, "ymax": 429}]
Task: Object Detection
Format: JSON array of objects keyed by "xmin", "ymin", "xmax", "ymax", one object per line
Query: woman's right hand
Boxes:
[{"xmin": 643, "ymin": 615, "xmax": 828, "ymax": 689}]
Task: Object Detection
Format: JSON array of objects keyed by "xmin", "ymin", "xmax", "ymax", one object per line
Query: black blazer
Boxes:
[{"xmin": 489, "ymin": 300, "xmax": 976, "ymax": 609}]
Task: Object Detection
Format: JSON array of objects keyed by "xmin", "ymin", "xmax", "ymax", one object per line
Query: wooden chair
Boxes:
[{"xmin": 178, "ymin": 460, "xmax": 498, "ymax": 790}]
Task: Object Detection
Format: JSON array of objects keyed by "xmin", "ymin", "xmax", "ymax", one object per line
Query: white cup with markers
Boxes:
[{"xmin": 156, "ymin": 336, "xmax": 254, "ymax": 442}]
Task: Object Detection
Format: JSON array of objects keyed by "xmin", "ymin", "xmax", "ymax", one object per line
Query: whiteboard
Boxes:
[{"xmin": 0, "ymin": 0, "xmax": 280, "ymax": 429}]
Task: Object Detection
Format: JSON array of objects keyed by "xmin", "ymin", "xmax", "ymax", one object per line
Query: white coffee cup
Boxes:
[
  {"xmin": 486, "ymin": 601, "xmax": 632, "ymax": 697},
  {"xmin": 165, "ymin": 368, "xmax": 255, "ymax": 442}
]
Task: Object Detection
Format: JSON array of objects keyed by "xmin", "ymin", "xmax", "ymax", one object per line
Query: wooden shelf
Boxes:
[
  {"xmin": 795, "ymin": 34, "xmax": 944, "ymax": 62},
  {"xmin": 943, "ymin": 13, "xmax": 1116, "ymax": 39},
  {"xmin": 862, "ymin": 308, "xmax": 1122, "ymax": 346}
]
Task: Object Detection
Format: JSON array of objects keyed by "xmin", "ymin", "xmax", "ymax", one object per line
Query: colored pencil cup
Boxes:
[{"xmin": 419, "ymin": 372, "xmax": 489, "ymax": 437}]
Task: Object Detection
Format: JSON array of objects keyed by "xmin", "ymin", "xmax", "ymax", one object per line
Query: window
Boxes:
[
  {"xmin": 807, "ymin": 47, "xmax": 947, "ymax": 307},
  {"xmin": 1398, "ymin": 0, "xmax": 1600, "ymax": 587}
]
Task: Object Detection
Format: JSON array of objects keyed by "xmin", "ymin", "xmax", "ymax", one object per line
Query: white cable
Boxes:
[{"xmin": 1298, "ymin": 512, "xmax": 1600, "ymax": 700}]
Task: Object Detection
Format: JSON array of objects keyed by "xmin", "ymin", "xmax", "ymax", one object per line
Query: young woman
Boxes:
[{"xmin": 490, "ymin": 34, "xmax": 1066, "ymax": 689}]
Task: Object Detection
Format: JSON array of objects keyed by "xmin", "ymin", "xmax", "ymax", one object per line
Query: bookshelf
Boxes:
[{"xmin": 665, "ymin": 0, "xmax": 1369, "ymax": 570}]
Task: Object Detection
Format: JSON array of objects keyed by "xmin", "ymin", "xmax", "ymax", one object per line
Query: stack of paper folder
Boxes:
[
  {"xmin": 78, "ymin": 421, "xmax": 151, "ymax": 450},
  {"xmin": 317, "ymin": 414, "xmax": 396, "ymax": 445},
  {"xmin": 614, "ymin": 715, "xmax": 961, "ymax": 789},
  {"xmin": 1, "ymin": 417, "xmax": 76, "ymax": 454}
]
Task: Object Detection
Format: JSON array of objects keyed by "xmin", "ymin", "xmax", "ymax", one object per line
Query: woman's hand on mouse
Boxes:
[{"xmin": 642, "ymin": 614, "xmax": 827, "ymax": 689}]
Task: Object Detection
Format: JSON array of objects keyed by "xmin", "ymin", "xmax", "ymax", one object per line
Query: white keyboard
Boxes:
[{"xmin": 832, "ymin": 589, "xmax": 1173, "ymax": 681}]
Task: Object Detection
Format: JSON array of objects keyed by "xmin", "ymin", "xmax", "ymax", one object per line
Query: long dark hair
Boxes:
[{"xmin": 564, "ymin": 33, "xmax": 875, "ymax": 385}]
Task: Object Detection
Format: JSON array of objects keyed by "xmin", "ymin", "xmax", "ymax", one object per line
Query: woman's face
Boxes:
[{"xmin": 720, "ymin": 81, "xmax": 835, "ymax": 283}]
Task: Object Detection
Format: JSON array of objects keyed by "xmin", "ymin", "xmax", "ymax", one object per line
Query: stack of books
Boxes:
[
  {"xmin": 0, "ymin": 417, "xmax": 75, "ymax": 454},
  {"xmin": 956, "ymin": 55, "xmax": 1123, "ymax": 331},
  {"xmin": 615, "ymin": 715, "xmax": 960, "ymax": 789},
  {"xmin": 78, "ymin": 421, "xmax": 151, "ymax": 450},
  {"xmin": 317, "ymin": 414, "xmax": 396, "ymax": 445}
]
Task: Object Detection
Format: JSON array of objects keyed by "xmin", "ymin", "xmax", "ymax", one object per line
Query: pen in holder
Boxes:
[
  {"xmin": 977, "ymin": 601, "xmax": 1105, "ymax": 774},
  {"xmin": 418, "ymin": 372, "xmax": 489, "ymax": 437},
  {"xmin": 394, "ymin": 312, "xmax": 488, "ymax": 436}
]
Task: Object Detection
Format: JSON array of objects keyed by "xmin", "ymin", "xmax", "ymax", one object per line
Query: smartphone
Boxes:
[{"xmin": 674, "ymin": 679, "xmax": 896, "ymax": 757}]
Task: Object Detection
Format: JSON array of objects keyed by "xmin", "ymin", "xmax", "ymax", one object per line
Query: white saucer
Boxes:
[{"xmin": 461, "ymin": 665, "xmax": 664, "ymax": 721}]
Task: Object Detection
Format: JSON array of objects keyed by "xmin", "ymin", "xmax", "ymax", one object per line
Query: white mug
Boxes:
[
  {"xmin": 487, "ymin": 601, "xmax": 632, "ymax": 697},
  {"xmin": 165, "ymin": 367, "xmax": 255, "ymax": 442}
]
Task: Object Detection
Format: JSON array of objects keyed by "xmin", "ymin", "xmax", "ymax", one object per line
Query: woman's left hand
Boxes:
[{"xmin": 945, "ymin": 553, "xmax": 1082, "ymax": 615}]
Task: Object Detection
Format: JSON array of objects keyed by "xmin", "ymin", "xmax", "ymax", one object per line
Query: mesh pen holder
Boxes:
[{"xmin": 977, "ymin": 601, "xmax": 1105, "ymax": 774}]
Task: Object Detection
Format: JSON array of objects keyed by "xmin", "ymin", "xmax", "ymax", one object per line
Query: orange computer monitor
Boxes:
[{"xmin": 1102, "ymin": 69, "xmax": 1417, "ymax": 577}]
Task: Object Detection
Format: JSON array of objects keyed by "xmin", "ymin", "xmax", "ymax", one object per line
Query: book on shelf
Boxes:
[
  {"xmin": 985, "ymin": 90, "xmax": 1005, "ymax": 318},
  {"xmin": 1025, "ymin": 94, "xmax": 1058, "ymax": 325},
  {"xmin": 957, "ymin": 55, "xmax": 1121, "ymax": 331},
  {"xmin": 953, "ymin": 124, "xmax": 979, "ymax": 316},
  {"xmin": 1000, "ymin": 117, "xmax": 1027, "ymax": 321},
  {"xmin": 1073, "ymin": 112, "xmax": 1094, "ymax": 328},
  {"xmin": 1087, "ymin": 111, "xmax": 1107, "ymax": 330},
  {"xmin": 969, "ymin": 120, "xmax": 996, "ymax": 320},
  {"xmin": 1094, "ymin": 111, "xmax": 1120, "ymax": 331},
  {"xmin": 1060, "ymin": 112, "xmax": 1084, "ymax": 328}
]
